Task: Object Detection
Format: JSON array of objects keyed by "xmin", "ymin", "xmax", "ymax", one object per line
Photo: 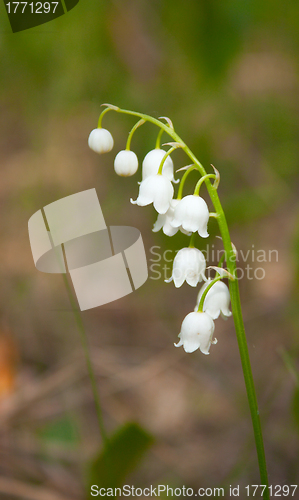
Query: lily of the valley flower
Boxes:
[
  {"xmin": 171, "ymin": 194, "xmax": 209, "ymax": 238},
  {"xmin": 88, "ymin": 128, "xmax": 114, "ymax": 154},
  {"xmin": 175, "ymin": 311, "xmax": 215, "ymax": 354},
  {"xmin": 142, "ymin": 149, "xmax": 174, "ymax": 181},
  {"xmin": 130, "ymin": 174, "xmax": 174, "ymax": 214},
  {"xmin": 114, "ymin": 150, "xmax": 138, "ymax": 176},
  {"xmin": 152, "ymin": 199, "xmax": 190, "ymax": 236},
  {"xmin": 195, "ymin": 279, "xmax": 232, "ymax": 319},
  {"xmin": 170, "ymin": 247, "xmax": 206, "ymax": 287}
]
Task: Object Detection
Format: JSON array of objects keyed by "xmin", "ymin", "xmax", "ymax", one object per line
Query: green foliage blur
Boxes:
[
  {"xmin": 1, "ymin": 0, "xmax": 299, "ymax": 224},
  {"xmin": 87, "ymin": 422, "xmax": 153, "ymax": 499}
]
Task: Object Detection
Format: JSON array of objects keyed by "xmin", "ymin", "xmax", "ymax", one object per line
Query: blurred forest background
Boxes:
[{"xmin": 0, "ymin": 0, "xmax": 299, "ymax": 498}]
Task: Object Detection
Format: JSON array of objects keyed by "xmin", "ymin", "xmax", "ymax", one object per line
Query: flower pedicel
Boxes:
[{"xmin": 142, "ymin": 148, "xmax": 174, "ymax": 181}]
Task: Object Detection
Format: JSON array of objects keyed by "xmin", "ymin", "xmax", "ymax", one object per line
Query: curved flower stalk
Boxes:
[
  {"xmin": 88, "ymin": 104, "xmax": 270, "ymax": 498},
  {"xmin": 195, "ymin": 278, "xmax": 232, "ymax": 319},
  {"xmin": 142, "ymin": 148, "xmax": 174, "ymax": 181}
]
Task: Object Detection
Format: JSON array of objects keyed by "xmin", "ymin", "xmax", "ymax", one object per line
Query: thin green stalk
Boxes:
[
  {"xmin": 189, "ymin": 232, "xmax": 196, "ymax": 248},
  {"xmin": 98, "ymin": 107, "xmax": 113, "ymax": 128},
  {"xmin": 126, "ymin": 119, "xmax": 145, "ymax": 150},
  {"xmin": 217, "ymin": 252, "xmax": 226, "ymax": 268},
  {"xmin": 194, "ymin": 173, "xmax": 216, "ymax": 195},
  {"xmin": 197, "ymin": 276, "xmax": 222, "ymax": 312},
  {"xmin": 40, "ymin": 213, "xmax": 109, "ymax": 446},
  {"xmin": 61, "ymin": 273, "xmax": 108, "ymax": 445},
  {"xmin": 155, "ymin": 127, "xmax": 164, "ymax": 149},
  {"xmin": 157, "ymin": 146, "xmax": 177, "ymax": 175},
  {"xmin": 104, "ymin": 105, "xmax": 269, "ymax": 495},
  {"xmin": 177, "ymin": 165, "xmax": 197, "ymax": 199}
]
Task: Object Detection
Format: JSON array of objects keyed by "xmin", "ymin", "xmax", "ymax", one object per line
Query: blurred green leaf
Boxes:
[
  {"xmin": 37, "ymin": 415, "xmax": 79, "ymax": 445},
  {"xmin": 87, "ymin": 422, "xmax": 154, "ymax": 499}
]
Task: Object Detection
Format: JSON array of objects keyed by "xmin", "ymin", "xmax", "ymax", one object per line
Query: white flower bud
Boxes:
[
  {"xmin": 88, "ymin": 128, "xmax": 114, "ymax": 154},
  {"xmin": 131, "ymin": 174, "xmax": 174, "ymax": 214},
  {"xmin": 175, "ymin": 311, "xmax": 215, "ymax": 354},
  {"xmin": 114, "ymin": 150, "xmax": 138, "ymax": 177},
  {"xmin": 142, "ymin": 149, "xmax": 174, "ymax": 181},
  {"xmin": 195, "ymin": 279, "xmax": 232, "ymax": 319},
  {"xmin": 171, "ymin": 194, "xmax": 209, "ymax": 238},
  {"xmin": 171, "ymin": 247, "xmax": 206, "ymax": 287}
]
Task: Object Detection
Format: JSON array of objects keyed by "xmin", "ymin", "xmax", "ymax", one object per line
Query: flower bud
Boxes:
[
  {"xmin": 88, "ymin": 128, "xmax": 114, "ymax": 154},
  {"xmin": 114, "ymin": 150, "xmax": 138, "ymax": 177}
]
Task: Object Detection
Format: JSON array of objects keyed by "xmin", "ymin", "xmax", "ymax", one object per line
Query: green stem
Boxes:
[
  {"xmin": 217, "ymin": 252, "xmax": 226, "ymax": 268},
  {"xmin": 62, "ymin": 272, "xmax": 108, "ymax": 445},
  {"xmin": 197, "ymin": 276, "xmax": 222, "ymax": 312},
  {"xmin": 189, "ymin": 232, "xmax": 196, "ymax": 248},
  {"xmin": 157, "ymin": 146, "xmax": 177, "ymax": 175},
  {"xmin": 103, "ymin": 104, "xmax": 269, "ymax": 495},
  {"xmin": 194, "ymin": 174, "xmax": 216, "ymax": 196},
  {"xmin": 177, "ymin": 165, "xmax": 197, "ymax": 199},
  {"xmin": 155, "ymin": 128, "xmax": 164, "ymax": 149},
  {"xmin": 126, "ymin": 119, "xmax": 145, "ymax": 150},
  {"xmin": 41, "ymin": 209, "xmax": 109, "ymax": 446},
  {"xmin": 98, "ymin": 107, "xmax": 113, "ymax": 128}
]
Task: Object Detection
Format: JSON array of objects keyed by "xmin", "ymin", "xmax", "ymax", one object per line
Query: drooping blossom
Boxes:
[
  {"xmin": 171, "ymin": 194, "xmax": 209, "ymax": 238},
  {"xmin": 175, "ymin": 311, "xmax": 215, "ymax": 354},
  {"xmin": 88, "ymin": 128, "xmax": 114, "ymax": 154}
]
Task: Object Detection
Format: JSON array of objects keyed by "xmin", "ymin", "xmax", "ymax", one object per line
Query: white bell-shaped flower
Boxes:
[
  {"xmin": 171, "ymin": 194, "xmax": 209, "ymax": 238},
  {"xmin": 175, "ymin": 311, "xmax": 215, "ymax": 354},
  {"xmin": 171, "ymin": 247, "xmax": 206, "ymax": 287},
  {"xmin": 153, "ymin": 199, "xmax": 178, "ymax": 236},
  {"xmin": 195, "ymin": 279, "xmax": 232, "ymax": 319},
  {"xmin": 130, "ymin": 174, "xmax": 174, "ymax": 214},
  {"xmin": 153, "ymin": 199, "xmax": 182, "ymax": 236},
  {"xmin": 114, "ymin": 150, "xmax": 138, "ymax": 177},
  {"xmin": 142, "ymin": 149, "xmax": 174, "ymax": 181},
  {"xmin": 88, "ymin": 128, "xmax": 114, "ymax": 154}
]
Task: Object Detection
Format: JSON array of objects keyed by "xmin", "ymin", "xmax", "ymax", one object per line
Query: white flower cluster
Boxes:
[{"xmin": 88, "ymin": 124, "xmax": 232, "ymax": 355}]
